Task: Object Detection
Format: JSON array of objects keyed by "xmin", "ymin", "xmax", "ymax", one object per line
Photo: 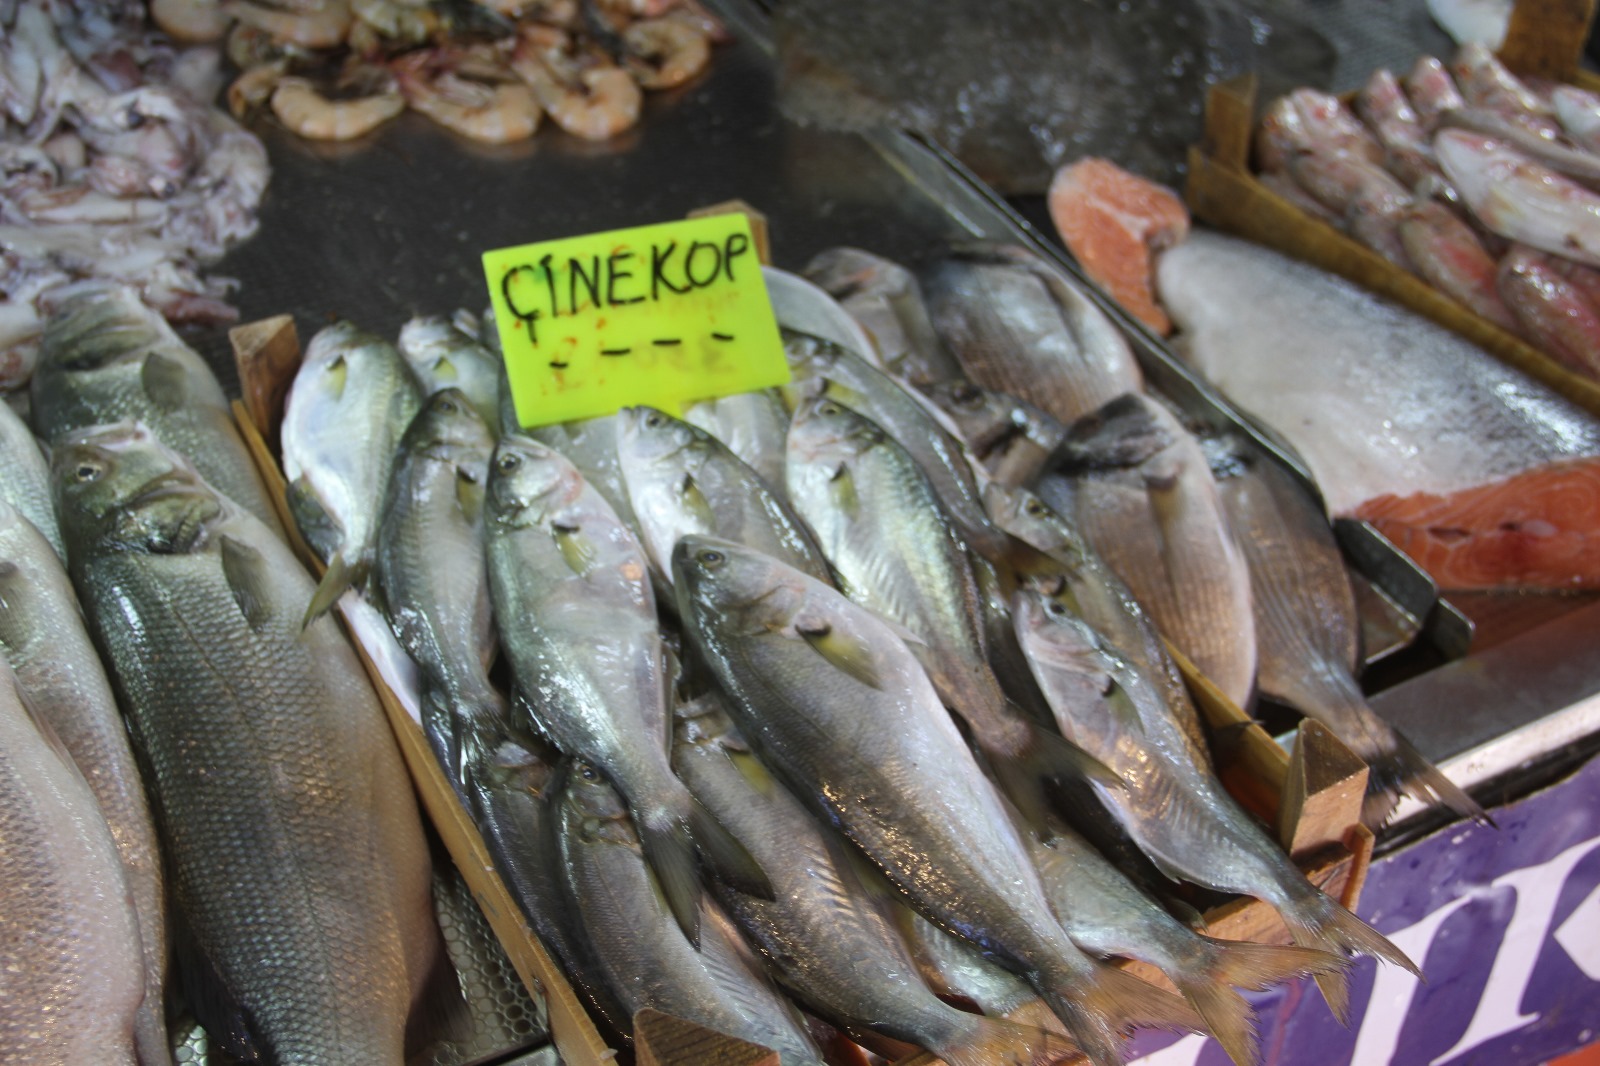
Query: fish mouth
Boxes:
[{"xmin": 127, "ymin": 469, "xmax": 210, "ymax": 508}]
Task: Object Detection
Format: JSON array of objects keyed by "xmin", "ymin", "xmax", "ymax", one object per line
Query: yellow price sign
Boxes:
[{"xmin": 482, "ymin": 215, "xmax": 790, "ymax": 429}]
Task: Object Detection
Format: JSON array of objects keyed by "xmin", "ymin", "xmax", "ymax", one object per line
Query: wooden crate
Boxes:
[{"xmin": 1183, "ymin": 0, "xmax": 1600, "ymax": 418}]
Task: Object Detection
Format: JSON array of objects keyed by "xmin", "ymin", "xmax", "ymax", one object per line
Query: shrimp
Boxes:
[
  {"xmin": 393, "ymin": 49, "xmax": 541, "ymax": 144},
  {"xmin": 511, "ymin": 32, "xmax": 639, "ymax": 140},
  {"xmin": 227, "ymin": 61, "xmax": 286, "ymax": 117},
  {"xmin": 622, "ymin": 13, "xmax": 709, "ymax": 90},
  {"xmin": 270, "ymin": 76, "xmax": 404, "ymax": 140},
  {"xmin": 148, "ymin": 0, "xmax": 229, "ymax": 43},
  {"xmin": 351, "ymin": 0, "xmax": 434, "ymax": 44},
  {"xmin": 221, "ymin": 0, "xmax": 353, "ymax": 49}
]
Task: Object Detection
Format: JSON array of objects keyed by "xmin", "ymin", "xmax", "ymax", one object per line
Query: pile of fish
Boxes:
[
  {"xmin": 173, "ymin": 0, "xmax": 728, "ymax": 145},
  {"xmin": 1251, "ymin": 43, "xmax": 1600, "ymax": 381},
  {"xmin": 0, "ymin": 282, "xmax": 547, "ymax": 1065},
  {"xmin": 271, "ymin": 235, "xmax": 1488, "ymax": 1065},
  {"xmin": 0, "ymin": 0, "xmax": 270, "ymax": 390},
  {"xmin": 1047, "ymin": 155, "xmax": 1600, "ymax": 595}
]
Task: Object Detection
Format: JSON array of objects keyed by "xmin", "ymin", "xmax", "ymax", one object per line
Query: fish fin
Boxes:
[
  {"xmin": 937, "ymin": 1015, "xmax": 1079, "ymax": 1066},
  {"xmin": 690, "ymin": 796, "xmax": 776, "ymax": 901},
  {"xmin": 1174, "ymin": 941, "xmax": 1348, "ymax": 1066},
  {"xmin": 301, "ymin": 548, "xmax": 363, "ymax": 629},
  {"xmin": 285, "ymin": 476, "xmax": 340, "ymax": 562},
  {"xmin": 551, "ymin": 521, "xmax": 599, "ymax": 576},
  {"xmin": 140, "ymin": 352, "xmax": 189, "ymax": 411},
  {"xmin": 432, "ymin": 354, "xmax": 459, "ymax": 383},
  {"xmin": 637, "ymin": 810, "xmax": 703, "ymax": 948},
  {"xmin": 1365, "ymin": 731, "xmax": 1491, "ymax": 829},
  {"xmin": 796, "ymin": 620, "xmax": 883, "ymax": 690},
  {"xmin": 324, "ymin": 353, "xmax": 349, "ymax": 400},
  {"xmin": 677, "ymin": 472, "xmax": 718, "ymax": 528},
  {"xmin": 1279, "ymin": 892, "xmax": 1420, "ymax": 1024},
  {"xmin": 219, "ymin": 534, "xmax": 274, "ymax": 630},
  {"xmin": 455, "ymin": 466, "xmax": 484, "ymax": 526},
  {"xmin": 828, "ymin": 461, "xmax": 860, "ymax": 518},
  {"xmin": 174, "ymin": 925, "xmax": 259, "ymax": 1062},
  {"xmin": 989, "ymin": 720, "xmax": 1125, "ymax": 829},
  {"xmin": 1039, "ymin": 962, "xmax": 1204, "ymax": 1066}
]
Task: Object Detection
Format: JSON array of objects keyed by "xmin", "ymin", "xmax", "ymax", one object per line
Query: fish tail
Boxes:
[
  {"xmin": 301, "ymin": 548, "xmax": 364, "ymax": 628},
  {"xmin": 1174, "ymin": 939, "xmax": 1348, "ymax": 1066},
  {"xmin": 1365, "ymin": 730, "xmax": 1489, "ymax": 829},
  {"xmin": 1000, "ymin": 718, "xmax": 1126, "ymax": 804},
  {"xmin": 1280, "ymin": 891, "xmax": 1420, "ymax": 1024},
  {"xmin": 686, "ymin": 793, "xmax": 775, "ymax": 901},
  {"xmin": 937, "ymin": 1013, "xmax": 1080, "ymax": 1066},
  {"xmin": 1038, "ymin": 961, "xmax": 1203, "ymax": 1066},
  {"xmin": 637, "ymin": 808, "xmax": 704, "ymax": 948}
]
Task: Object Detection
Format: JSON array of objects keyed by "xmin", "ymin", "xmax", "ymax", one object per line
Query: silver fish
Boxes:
[
  {"xmin": 0, "ymin": 398, "xmax": 61, "ymax": 558},
  {"xmin": 54, "ymin": 422, "xmax": 440, "ymax": 1065},
  {"xmin": 920, "ymin": 378, "xmax": 1067, "ymax": 489},
  {"xmin": 0, "ymin": 500, "xmax": 167, "ymax": 1064},
  {"xmin": 803, "ymin": 247, "xmax": 964, "ymax": 385},
  {"xmin": 616, "ymin": 405, "xmax": 830, "ymax": 586},
  {"xmin": 555, "ymin": 760, "xmax": 827, "ymax": 1066},
  {"xmin": 397, "ymin": 315, "xmax": 505, "ymax": 437},
  {"xmin": 0, "ymin": 657, "xmax": 145, "ymax": 1065},
  {"xmin": 674, "ymin": 536, "xmax": 1202, "ymax": 1066},
  {"xmin": 762, "ymin": 266, "xmax": 878, "ymax": 358},
  {"xmin": 484, "ymin": 435, "xmax": 768, "ymax": 944},
  {"xmin": 672, "ymin": 690, "xmax": 1071, "ymax": 1066},
  {"xmin": 682, "ymin": 388, "xmax": 792, "ymax": 496},
  {"xmin": 1041, "ymin": 393, "xmax": 1257, "ymax": 712},
  {"xmin": 921, "ymin": 243, "xmax": 1144, "ymax": 426},
  {"xmin": 281, "ymin": 321, "xmax": 422, "ymax": 623},
  {"xmin": 526, "ymin": 414, "xmax": 646, "ymax": 546},
  {"xmin": 376, "ymin": 388, "xmax": 503, "ymax": 789},
  {"xmin": 30, "ymin": 283, "xmax": 281, "ymax": 536},
  {"xmin": 1013, "ymin": 584, "xmax": 1417, "ymax": 1022}
]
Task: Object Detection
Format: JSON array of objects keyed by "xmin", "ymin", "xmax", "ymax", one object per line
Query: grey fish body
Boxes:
[
  {"xmin": 675, "ymin": 536, "xmax": 1202, "ymax": 1066},
  {"xmin": 526, "ymin": 414, "xmax": 646, "ymax": 546},
  {"xmin": 1207, "ymin": 435, "xmax": 1482, "ymax": 827},
  {"xmin": 0, "ymin": 398, "xmax": 61, "ymax": 558},
  {"xmin": 55, "ymin": 424, "xmax": 439, "ymax": 1066},
  {"xmin": 556, "ymin": 763, "xmax": 826, "ymax": 1066},
  {"xmin": 782, "ymin": 329, "xmax": 1008, "ymax": 559},
  {"xmin": 1014, "ymin": 587, "xmax": 1415, "ymax": 1020},
  {"xmin": 682, "ymin": 389, "xmax": 792, "ymax": 496},
  {"xmin": 30, "ymin": 285, "xmax": 281, "ymax": 536},
  {"xmin": 282, "ymin": 321, "xmax": 422, "ymax": 620},
  {"xmin": 377, "ymin": 389, "xmax": 503, "ymax": 788},
  {"xmin": 397, "ymin": 316, "xmax": 505, "ymax": 437},
  {"xmin": 672, "ymin": 693, "xmax": 1067, "ymax": 1066},
  {"xmin": 617, "ymin": 406, "xmax": 830, "ymax": 587},
  {"xmin": 763, "ymin": 266, "xmax": 880, "ymax": 359},
  {"xmin": 1045, "ymin": 393, "xmax": 1257, "ymax": 713},
  {"xmin": 921, "ymin": 245, "xmax": 1144, "ymax": 427},
  {"xmin": 922, "ymin": 379, "xmax": 1067, "ymax": 489},
  {"xmin": 803, "ymin": 247, "xmax": 964, "ymax": 385},
  {"xmin": 0, "ymin": 501, "xmax": 167, "ymax": 1064},
  {"xmin": 0, "ymin": 658, "xmax": 144, "ymax": 1066}
]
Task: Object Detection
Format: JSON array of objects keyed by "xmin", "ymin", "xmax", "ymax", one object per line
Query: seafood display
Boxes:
[
  {"xmin": 1243, "ymin": 45, "xmax": 1600, "ymax": 382},
  {"xmin": 0, "ymin": 1, "xmax": 269, "ymax": 389},
  {"xmin": 187, "ymin": 0, "xmax": 728, "ymax": 144}
]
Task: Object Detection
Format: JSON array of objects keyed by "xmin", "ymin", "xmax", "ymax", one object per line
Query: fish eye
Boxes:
[
  {"xmin": 496, "ymin": 452, "xmax": 521, "ymax": 473},
  {"xmin": 73, "ymin": 461, "xmax": 104, "ymax": 483},
  {"xmin": 817, "ymin": 401, "xmax": 840, "ymax": 417},
  {"xmin": 953, "ymin": 384, "xmax": 980, "ymax": 404},
  {"xmin": 436, "ymin": 397, "xmax": 457, "ymax": 414},
  {"xmin": 1045, "ymin": 600, "xmax": 1066, "ymax": 617},
  {"xmin": 698, "ymin": 548, "xmax": 725, "ymax": 567},
  {"xmin": 1025, "ymin": 500, "xmax": 1046, "ymax": 517},
  {"xmin": 577, "ymin": 762, "xmax": 600, "ymax": 782},
  {"xmin": 644, "ymin": 411, "xmax": 665, "ymax": 429}
]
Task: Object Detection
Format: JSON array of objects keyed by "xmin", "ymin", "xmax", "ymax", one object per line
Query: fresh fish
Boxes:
[
  {"xmin": 616, "ymin": 405, "xmax": 830, "ymax": 585},
  {"xmin": 484, "ymin": 435, "xmax": 768, "ymax": 944},
  {"xmin": 397, "ymin": 315, "xmax": 506, "ymax": 437},
  {"xmin": 921, "ymin": 243, "xmax": 1145, "ymax": 426},
  {"xmin": 782, "ymin": 329, "xmax": 1009, "ymax": 558},
  {"xmin": 1048, "ymin": 157, "xmax": 1191, "ymax": 336},
  {"xmin": 674, "ymin": 536, "xmax": 1203, "ymax": 1066},
  {"xmin": 786, "ymin": 395, "xmax": 1111, "ymax": 822},
  {"xmin": 0, "ymin": 658, "xmax": 145, "ymax": 1066},
  {"xmin": 771, "ymin": 0, "xmax": 1333, "ymax": 192},
  {"xmin": 1449, "ymin": 42, "xmax": 1561, "ymax": 140},
  {"xmin": 376, "ymin": 388, "xmax": 503, "ymax": 789},
  {"xmin": 1258, "ymin": 169, "xmax": 1345, "ymax": 226},
  {"xmin": 53, "ymin": 422, "xmax": 440, "ymax": 1065},
  {"xmin": 526, "ymin": 414, "xmax": 646, "ymax": 547},
  {"xmin": 1397, "ymin": 199, "xmax": 1520, "ymax": 330},
  {"xmin": 762, "ymin": 266, "xmax": 877, "ymax": 359},
  {"xmin": 1205, "ymin": 434, "xmax": 1485, "ymax": 827},
  {"xmin": 1498, "ymin": 243, "xmax": 1600, "ymax": 378},
  {"xmin": 29, "ymin": 284, "xmax": 281, "ymax": 536},
  {"xmin": 1553, "ymin": 85, "xmax": 1600, "ymax": 156},
  {"xmin": 673, "ymin": 691, "xmax": 1070, "ymax": 1066},
  {"xmin": 1012, "ymin": 585, "xmax": 1417, "ymax": 1021},
  {"xmin": 1354, "ymin": 69, "xmax": 1450, "ymax": 195},
  {"xmin": 1402, "ymin": 55, "xmax": 1466, "ymax": 131},
  {"xmin": 1439, "ymin": 106, "xmax": 1600, "ymax": 186},
  {"xmin": 1041, "ymin": 393, "xmax": 1257, "ymax": 712},
  {"xmin": 0, "ymin": 500, "xmax": 168, "ymax": 1065},
  {"xmin": 281, "ymin": 321, "xmax": 422, "ymax": 623},
  {"xmin": 682, "ymin": 389, "xmax": 791, "ymax": 494},
  {"xmin": 1286, "ymin": 149, "xmax": 1415, "ymax": 269},
  {"xmin": 0, "ymin": 396, "xmax": 61, "ymax": 558},
  {"xmin": 1156, "ymin": 230, "xmax": 1600, "ymax": 589},
  {"xmin": 919, "ymin": 378, "xmax": 1066, "ymax": 489},
  {"xmin": 1426, "ymin": 0, "xmax": 1510, "ymax": 49},
  {"xmin": 1436, "ymin": 129, "xmax": 1600, "ymax": 266},
  {"xmin": 554, "ymin": 760, "xmax": 827, "ymax": 1065},
  {"xmin": 803, "ymin": 247, "xmax": 963, "ymax": 384},
  {"xmin": 1028, "ymin": 814, "xmax": 1343, "ymax": 1066}
]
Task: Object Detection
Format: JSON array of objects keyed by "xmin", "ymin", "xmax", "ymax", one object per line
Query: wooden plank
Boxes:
[
  {"xmin": 1499, "ymin": 0, "xmax": 1596, "ymax": 80},
  {"xmin": 634, "ymin": 1010, "xmax": 779, "ymax": 1066},
  {"xmin": 688, "ymin": 199, "xmax": 772, "ymax": 265},
  {"xmin": 1199, "ymin": 75, "xmax": 1258, "ymax": 172},
  {"xmin": 228, "ymin": 315, "xmax": 300, "ymax": 451},
  {"xmin": 1278, "ymin": 721, "xmax": 1369, "ymax": 860}
]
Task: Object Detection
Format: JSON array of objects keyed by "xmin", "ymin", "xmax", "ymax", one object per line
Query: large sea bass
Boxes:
[{"xmin": 54, "ymin": 422, "xmax": 440, "ymax": 1066}]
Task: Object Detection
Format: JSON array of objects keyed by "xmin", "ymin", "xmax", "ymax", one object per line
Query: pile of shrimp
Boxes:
[
  {"xmin": 0, "ymin": 0, "xmax": 270, "ymax": 389},
  {"xmin": 159, "ymin": 0, "xmax": 727, "ymax": 144}
]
